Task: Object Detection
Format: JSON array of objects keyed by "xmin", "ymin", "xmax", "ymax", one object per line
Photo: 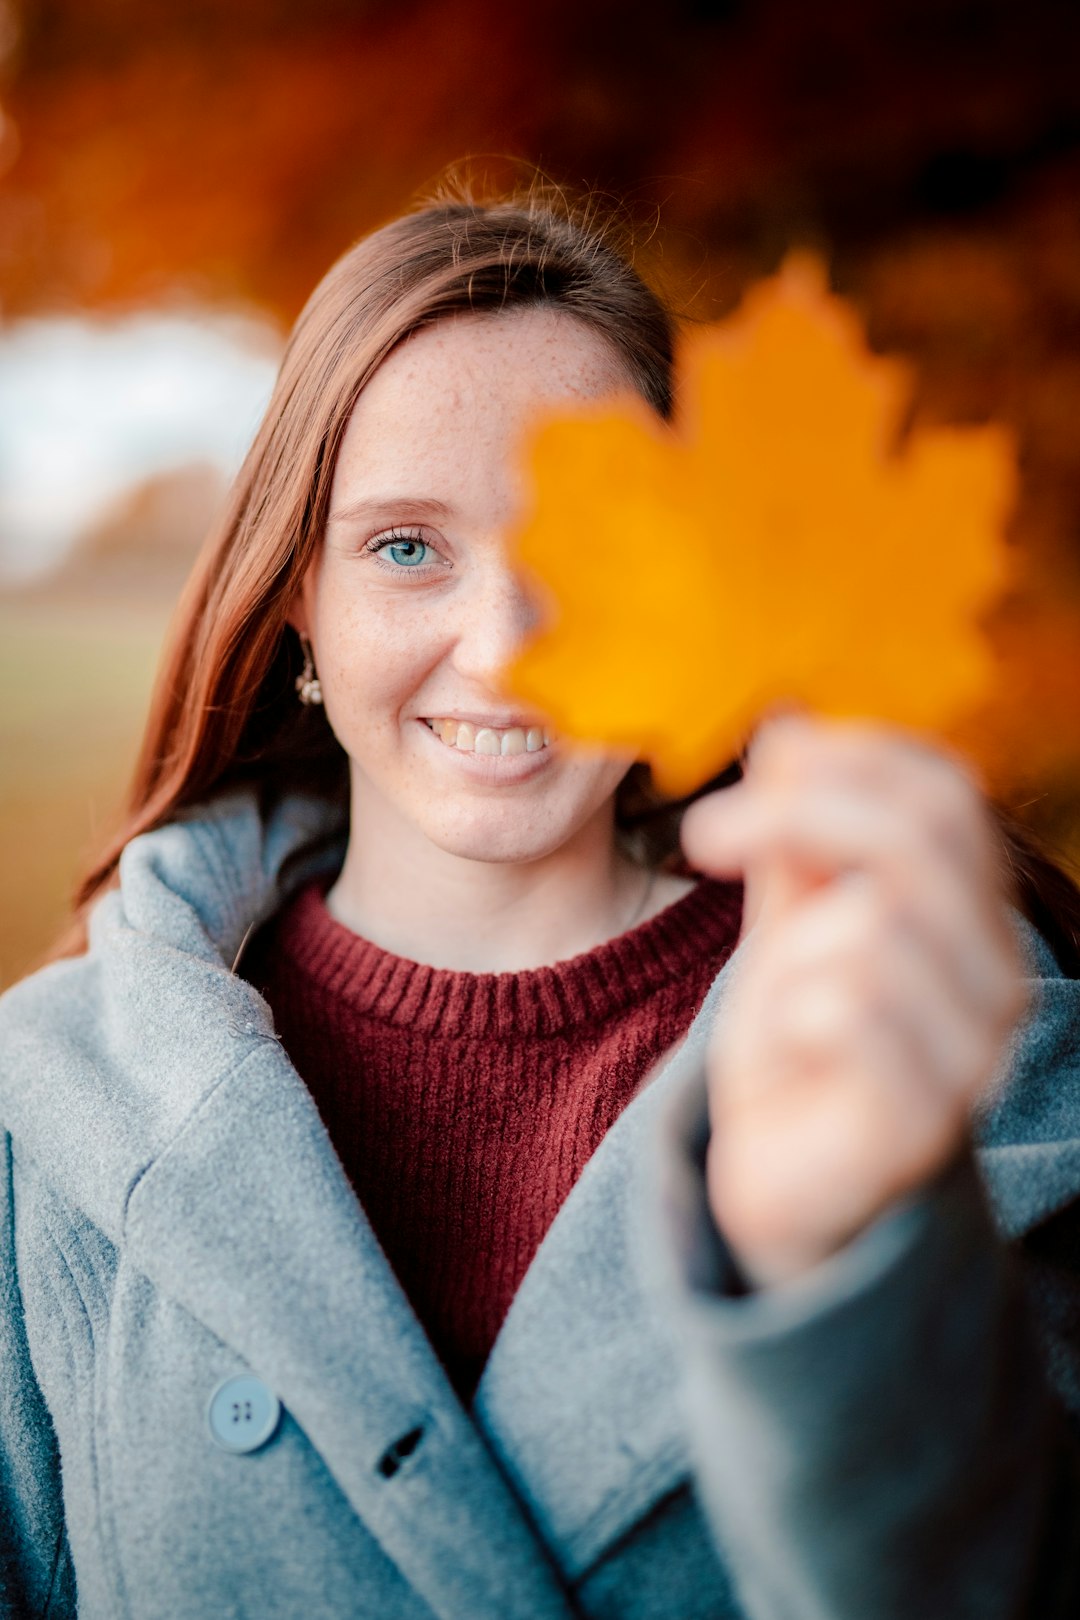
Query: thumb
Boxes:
[{"xmin": 681, "ymin": 711, "xmax": 831, "ymax": 929}]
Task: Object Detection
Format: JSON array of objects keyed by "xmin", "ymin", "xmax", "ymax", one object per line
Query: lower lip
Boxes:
[{"xmin": 414, "ymin": 719, "xmax": 556, "ymax": 783}]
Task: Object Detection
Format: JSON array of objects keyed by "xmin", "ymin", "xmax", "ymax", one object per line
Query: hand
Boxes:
[{"xmin": 679, "ymin": 714, "xmax": 1030, "ymax": 1289}]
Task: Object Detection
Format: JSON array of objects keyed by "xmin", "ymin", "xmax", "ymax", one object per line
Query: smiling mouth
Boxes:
[{"xmin": 422, "ymin": 717, "xmax": 552, "ymax": 756}]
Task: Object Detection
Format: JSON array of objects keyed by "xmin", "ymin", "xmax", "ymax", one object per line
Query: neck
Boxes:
[{"xmin": 325, "ymin": 779, "xmax": 655, "ymax": 973}]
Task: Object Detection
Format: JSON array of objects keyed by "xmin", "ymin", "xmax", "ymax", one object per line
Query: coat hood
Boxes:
[{"xmin": 0, "ymin": 787, "xmax": 347, "ymax": 1241}]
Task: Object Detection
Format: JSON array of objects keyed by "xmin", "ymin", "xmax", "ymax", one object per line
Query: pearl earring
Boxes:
[{"xmin": 295, "ymin": 632, "xmax": 323, "ymax": 707}]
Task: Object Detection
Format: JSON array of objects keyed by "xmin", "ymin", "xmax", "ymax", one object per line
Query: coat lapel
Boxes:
[
  {"xmin": 124, "ymin": 1034, "xmax": 577, "ymax": 1620},
  {"xmin": 974, "ymin": 955, "xmax": 1080, "ymax": 1238},
  {"xmin": 473, "ymin": 948, "xmax": 743, "ymax": 1583}
]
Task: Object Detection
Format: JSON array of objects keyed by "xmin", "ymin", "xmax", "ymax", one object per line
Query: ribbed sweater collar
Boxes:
[{"xmin": 270, "ymin": 875, "xmax": 743, "ymax": 1039}]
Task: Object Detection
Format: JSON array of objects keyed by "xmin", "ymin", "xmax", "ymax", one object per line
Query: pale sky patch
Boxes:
[{"xmin": 0, "ymin": 309, "xmax": 282, "ymax": 582}]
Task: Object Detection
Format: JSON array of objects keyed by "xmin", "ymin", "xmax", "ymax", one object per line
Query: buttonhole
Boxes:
[{"xmin": 376, "ymin": 1425, "xmax": 426, "ymax": 1479}]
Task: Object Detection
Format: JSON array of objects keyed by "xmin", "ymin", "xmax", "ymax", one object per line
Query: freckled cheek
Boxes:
[{"xmin": 316, "ymin": 602, "xmax": 443, "ymax": 745}]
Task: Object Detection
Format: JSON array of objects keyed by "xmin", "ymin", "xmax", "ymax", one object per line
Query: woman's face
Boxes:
[{"xmin": 294, "ymin": 307, "xmax": 640, "ymax": 867}]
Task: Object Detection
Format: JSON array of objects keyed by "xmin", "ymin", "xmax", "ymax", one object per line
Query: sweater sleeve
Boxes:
[
  {"xmin": 0, "ymin": 1132, "xmax": 73, "ymax": 1620},
  {"xmin": 641, "ymin": 1035, "xmax": 1080, "ymax": 1620}
]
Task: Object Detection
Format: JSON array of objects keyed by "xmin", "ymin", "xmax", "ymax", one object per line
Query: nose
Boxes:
[{"xmin": 448, "ymin": 556, "xmax": 545, "ymax": 688}]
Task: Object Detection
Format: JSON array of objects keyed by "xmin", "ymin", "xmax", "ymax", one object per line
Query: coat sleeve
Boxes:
[
  {"xmin": 641, "ymin": 998, "xmax": 1080, "ymax": 1619},
  {"xmin": 0, "ymin": 1131, "xmax": 73, "ymax": 1619}
]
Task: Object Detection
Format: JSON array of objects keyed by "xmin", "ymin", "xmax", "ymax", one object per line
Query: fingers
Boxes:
[
  {"xmin": 746, "ymin": 713, "xmax": 986, "ymax": 812},
  {"xmin": 681, "ymin": 717, "xmax": 1019, "ymax": 985},
  {"xmin": 713, "ymin": 875, "xmax": 1022, "ymax": 1117},
  {"xmin": 692, "ymin": 716, "xmax": 1029, "ymax": 1284},
  {"xmin": 691, "ymin": 780, "xmax": 1016, "ymax": 984},
  {"xmin": 682, "ymin": 711, "xmax": 1028, "ymax": 1068},
  {"xmin": 683, "ymin": 714, "xmax": 1002, "ymax": 899},
  {"xmin": 705, "ymin": 1000, "xmax": 971, "ymax": 1279}
]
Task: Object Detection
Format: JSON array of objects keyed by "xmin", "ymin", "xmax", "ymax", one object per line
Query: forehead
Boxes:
[{"xmin": 335, "ymin": 307, "xmax": 629, "ymax": 478}]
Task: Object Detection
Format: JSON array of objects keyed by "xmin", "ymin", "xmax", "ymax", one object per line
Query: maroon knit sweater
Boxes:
[{"xmin": 242, "ymin": 874, "xmax": 742, "ymax": 1397}]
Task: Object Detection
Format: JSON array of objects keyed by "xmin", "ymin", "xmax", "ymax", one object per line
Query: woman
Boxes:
[{"xmin": 2, "ymin": 184, "xmax": 1079, "ymax": 1620}]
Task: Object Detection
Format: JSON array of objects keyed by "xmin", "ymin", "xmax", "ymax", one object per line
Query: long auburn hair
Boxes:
[{"xmin": 49, "ymin": 179, "xmax": 1080, "ymax": 975}]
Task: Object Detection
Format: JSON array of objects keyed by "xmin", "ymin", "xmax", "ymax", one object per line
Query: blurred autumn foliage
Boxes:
[
  {"xmin": 1, "ymin": 0, "xmax": 1077, "ymax": 324},
  {"xmin": 2, "ymin": 0, "xmax": 1080, "ymax": 976}
]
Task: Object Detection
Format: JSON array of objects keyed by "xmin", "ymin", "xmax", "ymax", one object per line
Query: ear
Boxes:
[{"xmin": 284, "ymin": 570, "xmax": 313, "ymax": 639}]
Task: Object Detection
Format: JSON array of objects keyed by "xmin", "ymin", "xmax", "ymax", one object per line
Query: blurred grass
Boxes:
[{"xmin": 0, "ymin": 595, "xmax": 171, "ymax": 988}]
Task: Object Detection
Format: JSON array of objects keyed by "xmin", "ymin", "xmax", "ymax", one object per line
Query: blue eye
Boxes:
[
  {"xmin": 385, "ymin": 538, "xmax": 428, "ymax": 567},
  {"xmin": 362, "ymin": 528, "xmax": 446, "ymax": 577}
]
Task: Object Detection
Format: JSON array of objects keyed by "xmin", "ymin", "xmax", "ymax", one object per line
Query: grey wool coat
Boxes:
[{"xmin": 3, "ymin": 787, "xmax": 1080, "ymax": 1620}]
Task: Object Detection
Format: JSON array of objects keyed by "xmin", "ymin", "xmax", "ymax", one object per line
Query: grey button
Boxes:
[{"xmin": 207, "ymin": 1375, "xmax": 281, "ymax": 1454}]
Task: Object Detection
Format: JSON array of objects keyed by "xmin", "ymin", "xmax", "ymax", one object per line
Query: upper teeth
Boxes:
[{"xmin": 425, "ymin": 718, "xmax": 551, "ymax": 755}]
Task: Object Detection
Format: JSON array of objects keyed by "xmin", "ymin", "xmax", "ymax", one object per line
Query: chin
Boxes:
[{"xmin": 420, "ymin": 810, "xmax": 570, "ymax": 866}]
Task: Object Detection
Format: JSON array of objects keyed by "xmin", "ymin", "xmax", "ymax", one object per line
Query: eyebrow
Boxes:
[{"xmin": 326, "ymin": 494, "xmax": 455, "ymax": 526}]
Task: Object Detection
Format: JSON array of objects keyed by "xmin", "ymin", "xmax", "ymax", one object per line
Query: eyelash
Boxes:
[{"xmin": 361, "ymin": 527, "xmax": 450, "ymax": 580}]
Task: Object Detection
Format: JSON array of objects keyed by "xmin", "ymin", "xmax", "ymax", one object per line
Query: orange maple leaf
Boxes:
[{"xmin": 502, "ymin": 254, "xmax": 1017, "ymax": 796}]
